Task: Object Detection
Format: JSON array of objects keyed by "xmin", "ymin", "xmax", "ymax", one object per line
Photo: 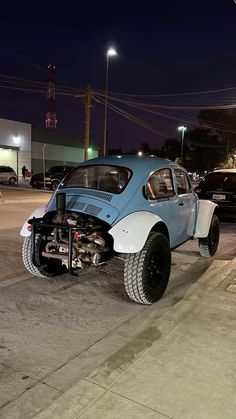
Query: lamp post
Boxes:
[
  {"xmin": 102, "ymin": 47, "xmax": 117, "ymax": 156},
  {"xmin": 178, "ymin": 126, "xmax": 187, "ymax": 162}
]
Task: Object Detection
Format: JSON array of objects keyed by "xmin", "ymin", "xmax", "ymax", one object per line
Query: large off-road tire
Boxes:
[
  {"xmin": 124, "ymin": 232, "xmax": 171, "ymax": 305},
  {"xmin": 22, "ymin": 235, "xmax": 65, "ymax": 278},
  {"xmin": 199, "ymin": 214, "xmax": 220, "ymax": 258}
]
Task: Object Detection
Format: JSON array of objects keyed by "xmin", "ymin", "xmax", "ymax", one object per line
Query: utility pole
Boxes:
[{"xmin": 84, "ymin": 85, "xmax": 92, "ymax": 161}]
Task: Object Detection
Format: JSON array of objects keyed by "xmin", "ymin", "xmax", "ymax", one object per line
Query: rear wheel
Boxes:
[
  {"xmin": 22, "ymin": 235, "xmax": 65, "ymax": 278},
  {"xmin": 124, "ymin": 232, "xmax": 171, "ymax": 304},
  {"xmin": 199, "ymin": 214, "xmax": 220, "ymax": 258},
  {"xmin": 9, "ymin": 177, "xmax": 16, "ymax": 185}
]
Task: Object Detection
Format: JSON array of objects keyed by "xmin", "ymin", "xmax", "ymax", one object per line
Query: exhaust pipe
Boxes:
[{"xmin": 56, "ymin": 193, "xmax": 66, "ymax": 224}]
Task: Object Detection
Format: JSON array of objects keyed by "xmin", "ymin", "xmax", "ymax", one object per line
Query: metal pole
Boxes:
[
  {"xmin": 16, "ymin": 148, "xmax": 19, "ymax": 184},
  {"xmin": 84, "ymin": 85, "xmax": 91, "ymax": 161},
  {"xmin": 180, "ymin": 129, "xmax": 184, "ymax": 161},
  {"xmin": 42, "ymin": 144, "xmax": 46, "ymax": 189},
  {"xmin": 103, "ymin": 54, "xmax": 109, "ymax": 157}
]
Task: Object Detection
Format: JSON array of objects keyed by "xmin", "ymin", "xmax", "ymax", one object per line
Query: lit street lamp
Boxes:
[
  {"xmin": 178, "ymin": 126, "xmax": 187, "ymax": 161},
  {"xmin": 102, "ymin": 47, "xmax": 117, "ymax": 156}
]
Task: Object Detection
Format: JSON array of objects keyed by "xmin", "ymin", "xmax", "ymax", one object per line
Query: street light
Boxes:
[
  {"xmin": 102, "ymin": 47, "xmax": 117, "ymax": 156},
  {"xmin": 178, "ymin": 126, "xmax": 187, "ymax": 161}
]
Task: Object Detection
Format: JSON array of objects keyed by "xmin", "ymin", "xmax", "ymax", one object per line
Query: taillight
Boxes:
[
  {"xmin": 27, "ymin": 225, "xmax": 32, "ymax": 232},
  {"xmin": 74, "ymin": 232, "xmax": 80, "ymax": 240}
]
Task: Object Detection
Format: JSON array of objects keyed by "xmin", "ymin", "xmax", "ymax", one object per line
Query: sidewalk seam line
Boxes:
[
  {"xmin": 85, "ymin": 265, "xmax": 232, "ymax": 394},
  {"xmin": 82, "ymin": 377, "xmax": 173, "ymax": 419}
]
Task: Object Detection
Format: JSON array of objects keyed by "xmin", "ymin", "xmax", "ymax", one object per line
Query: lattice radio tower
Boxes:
[{"xmin": 46, "ymin": 64, "xmax": 57, "ymax": 129}]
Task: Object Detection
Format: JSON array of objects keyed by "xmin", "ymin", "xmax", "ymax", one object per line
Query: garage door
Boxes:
[{"xmin": 0, "ymin": 147, "xmax": 17, "ymax": 172}]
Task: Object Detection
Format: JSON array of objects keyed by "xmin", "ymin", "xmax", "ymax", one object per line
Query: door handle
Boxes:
[{"xmin": 179, "ymin": 201, "xmax": 184, "ymax": 206}]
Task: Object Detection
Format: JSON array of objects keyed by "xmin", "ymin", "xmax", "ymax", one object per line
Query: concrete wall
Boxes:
[
  {"xmin": 0, "ymin": 118, "xmax": 31, "ymax": 175},
  {"xmin": 0, "ymin": 118, "xmax": 99, "ymax": 176},
  {"xmin": 31, "ymin": 142, "xmax": 98, "ymax": 173}
]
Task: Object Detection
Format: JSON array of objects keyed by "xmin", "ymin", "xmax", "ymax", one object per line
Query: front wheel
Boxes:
[
  {"xmin": 22, "ymin": 235, "xmax": 65, "ymax": 278},
  {"xmin": 199, "ymin": 214, "xmax": 220, "ymax": 258},
  {"xmin": 51, "ymin": 180, "xmax": 60, "ymax": 191},
  {"xmin": 124, "ymin": 232, "xmax": 171, "ymax": 305}
]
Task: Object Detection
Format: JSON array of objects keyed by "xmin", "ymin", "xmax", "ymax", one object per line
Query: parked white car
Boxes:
[{"xmin": 0, "ymin": 166, "xmax": 17, "ymax": 185}]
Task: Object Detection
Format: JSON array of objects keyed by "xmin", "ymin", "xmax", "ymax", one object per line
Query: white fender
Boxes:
[
  {"xmin": 194, "ymin": 200, "xmax": 217, "ymax": 238},
  {"xmin": 109, "ymin": 211, "xmax": 166, "ymax": 253},
  {"xmin": 20, "ymin": 204, "xmax": 48, "ymax": 237}
]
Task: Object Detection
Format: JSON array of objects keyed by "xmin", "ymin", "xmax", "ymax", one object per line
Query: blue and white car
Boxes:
[{"xmin": 20, "ymin": 155, "xmax": 220, "ymax": 305}]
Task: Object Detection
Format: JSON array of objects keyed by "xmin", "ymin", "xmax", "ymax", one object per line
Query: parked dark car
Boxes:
[
  {"xmin": 194, "ymin": 169, "xmax": 236, "ymax": 220},
  {"xmin": 0, "ymin": 166, "xmax": 17, "ymax": 185},
  {"xmin": 30, "ymin": 166, "xmax": 74, "ymax": 191}
]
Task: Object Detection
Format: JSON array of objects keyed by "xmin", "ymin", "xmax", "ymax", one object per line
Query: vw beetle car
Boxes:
[{"xmin": 20, "ymin": 155, "xmax": 220, "ymax": 305}]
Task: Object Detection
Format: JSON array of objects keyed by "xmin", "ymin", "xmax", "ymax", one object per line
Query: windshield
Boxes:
[
  {"xmin": 63, "ymin": 165, "xmax": 132, "ymax": 194},
  {"xmin": 46, "ymin": 166, "xmax": 65, "ymax": 175}
]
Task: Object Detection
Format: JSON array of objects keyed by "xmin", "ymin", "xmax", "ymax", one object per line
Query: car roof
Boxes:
[
  {"xmin": 79, "ymin": 155, "xmax": 181, "ymax": 172},
  {"xmin": 0, "ymin": 165, "xmax": 14, "ymax": 170},
  {"xmin": 212, "ymin": 169, "xmax": 236, "ymax": 173}
]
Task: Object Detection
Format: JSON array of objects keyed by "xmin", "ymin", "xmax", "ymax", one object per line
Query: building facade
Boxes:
[
  {"xmin": 0, "ymin": 118, "xmax": 98, "ymax": 178},
  {"xmin": 0, "ymin": 118, "xmax": 31, "ymax": 177}
]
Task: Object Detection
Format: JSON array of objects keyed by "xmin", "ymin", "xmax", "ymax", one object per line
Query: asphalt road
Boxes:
[{"xmin": 0, "ymin": 187, "xmax": 236, "ymax": 417}]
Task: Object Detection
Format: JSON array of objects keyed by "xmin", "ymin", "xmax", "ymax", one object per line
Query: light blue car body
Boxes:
[{"xmin": 46, "ymin": 155, "xmax": 201, "ymax": 250}]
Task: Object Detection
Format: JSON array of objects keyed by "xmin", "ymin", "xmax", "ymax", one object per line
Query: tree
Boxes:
[
  {"xmin": 139, "ymin": 142, "xmax": 151, "ymax": 154},
  {"xmin": 161, "ymin": 138, "xmax": 181, "ymax": 161},
  {"xmin": 184, "ymin": 128, "xmax": 224, "ymax": 171},
  {"xmin": 198, "ymin": 109, "xmax": 236, "ymax": 166}
]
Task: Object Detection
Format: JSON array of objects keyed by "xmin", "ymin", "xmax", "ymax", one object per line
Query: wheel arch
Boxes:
[
  {"xmin": 109, "ymin": 211, "xmax": 169, "ymax": 253},
  {"xmin": 194, "ymin": 199, "xmax": 218, "ymax": 238},
  {"xmin": 20, "ymin": 204, "xmax": 48, "ymax": 237},
  {"xmin": 150, "ymin": 221, "xmax": 170, "ymax": 243}
]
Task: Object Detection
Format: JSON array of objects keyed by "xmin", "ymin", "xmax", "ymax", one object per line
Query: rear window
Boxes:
[
  {"xmin": 63, "ymin": 165, "xmax": 132, "ymax": 194},
  {"xmin": 200, "ymin": 172, "xmax": 236, "ymax": 189},
  {"xmin": 46, "ymin": 166, "xmax": 66, "ymax": 175},
  {"xmin": 0, "ymin": 166, "xmax": 14, "ymax": 172}
]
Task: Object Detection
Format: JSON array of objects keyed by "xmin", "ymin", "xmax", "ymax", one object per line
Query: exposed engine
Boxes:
[{"xmin": 36, "ymin": 193, "xmax": 112, "ymax": 271}]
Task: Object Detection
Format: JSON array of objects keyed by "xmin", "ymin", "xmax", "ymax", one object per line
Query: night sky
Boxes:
[{"xmin": 0, "ymin": 0, "xmax": 236, "ymax": 151}]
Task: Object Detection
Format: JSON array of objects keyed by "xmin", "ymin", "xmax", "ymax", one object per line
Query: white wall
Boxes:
[
  {"xmin": 32, "ymin": 142, "xmax": 98, "ymax": 172},
  {"xmin": 0, "ymin": 118, "xmax": 31, "ymax": 174}
]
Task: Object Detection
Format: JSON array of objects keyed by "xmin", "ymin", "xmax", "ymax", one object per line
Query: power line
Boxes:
[
  {"xmin": 94, "ymin": 95, "xmax": 171, "ymax": 138},
  {"xmin": 0, "ymin": 84, "xmax": 84, "ymax": 97},
  {"xmin": 96, "ymin": 84, "xmax": 236, "ymax": 98},
  {"xmin": 95, "ymin": 92, "xmax": 236, "ymax": 136},
  {"xmin": 95, "ymin": 91, "xmax": 236, "ymax": 111}
]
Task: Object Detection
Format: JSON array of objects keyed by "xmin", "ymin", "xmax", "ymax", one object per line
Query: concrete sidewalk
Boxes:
[{"xmin": 7, "ymin": 257, "xmax": 233, "ymax": 419}]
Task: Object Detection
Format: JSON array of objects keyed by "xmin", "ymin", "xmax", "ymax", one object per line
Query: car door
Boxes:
[
  {"xmin": 145, "ymin": 168, "xmax": 179, "ymax": 247},
  {"xmin": 174, "ymin": 169, "xmax": 196, "ymax": 243},
  {"xmin": 0, "ymin": 166, "xmax": 8, "ymax": 182}
]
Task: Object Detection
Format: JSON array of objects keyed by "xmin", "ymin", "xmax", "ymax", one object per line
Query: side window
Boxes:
[
  {"xmin": 174, "ymin": 169, "xmax": 191, "ymax": 194},
  {"xmin": 146, "ymin": 168, "xmax": 175, "ymax": 200}
]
